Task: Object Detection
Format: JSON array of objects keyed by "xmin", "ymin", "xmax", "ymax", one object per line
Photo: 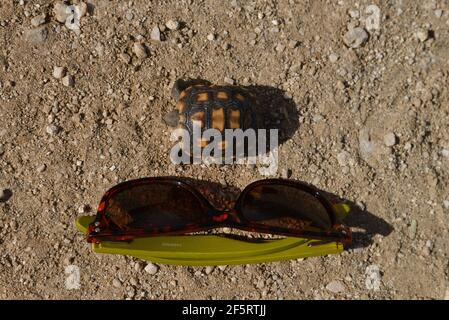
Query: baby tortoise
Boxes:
[{"xmin": 163, "ymin": 79, "xmax": 261, "ymax": 156}]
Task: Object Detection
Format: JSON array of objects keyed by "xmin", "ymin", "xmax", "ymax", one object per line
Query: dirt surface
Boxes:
[{"xmin": 0, "ymin": 0, "xmax": 448, "ymax": 300}]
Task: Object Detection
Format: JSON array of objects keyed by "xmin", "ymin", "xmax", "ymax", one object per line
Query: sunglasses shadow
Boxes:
[{"xmin": 179, "ymin": 177, "xmax": 393, "ymax": 249}]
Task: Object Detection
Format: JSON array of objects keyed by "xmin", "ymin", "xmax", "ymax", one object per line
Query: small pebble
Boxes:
[
  {"xmin": 144, "ymin": 263, "xmax": 158, "ymax": 275},
  {"xmin": 112, "ymin": 278, "xmax": 122, "ymax": 288},
  {"xmin": 329, "ymin": 53, "xmax": 339, "ymax": 63},
  {"xmin": 134, "ymin": 262, "xmax": 143, "ymax": 272},
  {"xmin": 31, "ymin": 14, "xmax": 46, "ymax": 27},
  {"xmin": 384, "ymin": 132, "xmax": 397, "ymax": 147},
  {"xmin": 337, "ymin": 151, "xmax": 350, "ymax": 167},
  {"xmin": 24, "ymin": 27, "xmax": 48, "ymax": 44},
  {"xmin": 36, "ymin": 164, "xmax": 46, "ymax": 173},
  {"xmin": 326, "ymin": 280, "xmax": 346, "ymax": 294},
  {"xmin": 53, "ymin": 66, "xmax": 66, "ymax": 79},
  {"xmin": 62, "ymin": 75, "xmax": 74, "ymax": 87},
  {"xmin": 409, "ymin": 219, "xmax": 417, "ymax": 239},
  {"xmin": 224, "ymin": 77, "xmax": 235, "ymax": 85},
  {"xmin": 125, "ymin": 11, "xmax": 134, "ymax": 21},
  {"xmin": 443, "ymin": 200, "xmax": 449, "ymax": 210},
  {"xmin": 207, "ymin": 33, "xmax": 215, "ymax": 41},
  {"xmin": 205, "ymin": 266, "xmax": 214, "ymax": 275},
  {"xmin": 343, "ymin": 27, "xmax": 369, "ymax": 48},
  {"xmin": 133, "ymin": 42, "xmax": 148, "ymax": 59},
  {"xmin": 150, "ymin": 26, "xmax": 161, "ymax": 41},
  {"xmin": 434, "ymin": 9, "xmax": 443, "ymax": 18},
  {"xmin": 441, "ymin": 149, "xmax": 449, "ymax": 158},
  {"xmin": 46, "ymin": 124, "xmax": 59, "ymax": 135},
  {"xmin": 53, "ymin": 2, "xmax": 69, "ymax": 23},
  {"xmin": 166, "ymin": 19, "xmax": 180, "ymax": 31},
  {"xmin": 416, "ymin": 29, "xmax": 429, "ymax": 42}
]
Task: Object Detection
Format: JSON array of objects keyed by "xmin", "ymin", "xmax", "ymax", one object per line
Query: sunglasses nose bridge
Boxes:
[{"xmin": 211, "ymin": 208, "xmax": 240, "ymax": 223}]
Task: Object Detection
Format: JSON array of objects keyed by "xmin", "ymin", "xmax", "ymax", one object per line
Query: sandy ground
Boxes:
[{"xmin": 0, "ymin": 0, "xmax": 448, "ymax": 300}]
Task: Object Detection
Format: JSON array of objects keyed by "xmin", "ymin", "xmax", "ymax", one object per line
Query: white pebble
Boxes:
[
  {"xmin": 166, "ymin": 19, "xmax": 180, "ymax": 31},
  {"xmin": 53, "ymin": 66, "xmax": 66, "ymax": 79},
  {"xmin": 207, "ymin": 33, "xmax": 215, "ymax": 41},
  {"xmin": 144, "ymin": 263, "xmax": 159, "ymax": 275},
  {"xmin": 329, "ymin": 53, "xmax": 339, "ymax": 63},
  {"xmin": 46, "ymin": 124, "xmax": 59, "ymax": 135},
  {"xmin": 337, "ymin": 151, "xmax": 351, "ymax": 166},
  {"xmin": 150, "ymin": 26, "xmax": 161, "ymax": 41},
  {"xmin": 416, "ymin": 29, "xmax": 429, "ymax": 42},
  {"xmin": 326, "ymin": 280, "xmax": 346, "ymax": 294},
  {"xmin": 343, "ymin": 27, "xmax": 369, "ymax": 48},
  {"xmin": 224, "ymin": 77, "xmax": 235, "ymax": 85},
  {"xmin": 384, "ymin": 132, "xmax": 397, "ymax": 147}
]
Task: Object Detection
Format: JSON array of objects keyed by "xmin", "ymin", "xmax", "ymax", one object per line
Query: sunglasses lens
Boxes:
[
  {"xmin": 103, "ymin": 182, "xmax": 206, "ymax": 232},
  {"xmin": 240, "ymin": 184, "xmax": 332, "ymax": 231}
]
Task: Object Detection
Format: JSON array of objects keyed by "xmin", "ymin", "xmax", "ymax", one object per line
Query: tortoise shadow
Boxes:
[
  {"xmin": 245, "ymin": 85, "xmax": 299, "ymax": 147},
  {"xmin": 179, "ymin": 177, "xmax": 393, "ymax": 249}
]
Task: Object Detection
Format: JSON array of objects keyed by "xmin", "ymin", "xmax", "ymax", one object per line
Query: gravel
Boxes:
[{"xmin": 46, "ymin": 124, "xmax": 59, "ymax": 135}]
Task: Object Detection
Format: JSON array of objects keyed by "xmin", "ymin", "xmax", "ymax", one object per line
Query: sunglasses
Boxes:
[{"xmin": 87, "ymin": 177, "xmax": 352, "ymax": 246}]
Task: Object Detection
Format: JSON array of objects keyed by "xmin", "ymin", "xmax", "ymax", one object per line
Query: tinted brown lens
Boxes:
[
  {"xmin": 105, "ymin": 183, "xmax": 205, "ymax": 231},
  {"xmin": 240, "ymin": 184, "xmax": 332, "ymax": 231}
]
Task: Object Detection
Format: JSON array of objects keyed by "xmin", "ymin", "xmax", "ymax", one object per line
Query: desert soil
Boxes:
[{"xmin": 0, "ymin": 0, "xmax": 448, "ymax": 300}]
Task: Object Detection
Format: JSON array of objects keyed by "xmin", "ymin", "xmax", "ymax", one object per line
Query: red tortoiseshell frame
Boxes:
[{"xmin": 87, "ymin": 177, "xmax": 352, "ymax": 245}]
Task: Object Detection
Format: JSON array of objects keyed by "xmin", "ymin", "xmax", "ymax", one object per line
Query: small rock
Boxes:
[
  {"xmin": 443, "ymin": 200, "xmax": 449, "ymax": 210},
  {"xmin": 166, "ymin": 19, "xmax": 180, "ymax": 31},
  {"xmin": 365, "ymin": 264, "xmax": 381, "ymax": 291},
  {"xmin": 343, "ymin": 27, "xmax": 369, "ymax": 48},
  {"xmin": 409, "ymin": 219, "xmax": 417, "ymax": 239},
  {"xmin": 133, "ymin": 42, "xmax": 148, "ymax": 59},
  {"xmin": 288, "ymin": 40, "xmax": 299, "ymax": 48},
  {"xmin": 134, "ymin": 262, "xmax": 143, "ymax": 272},
  {"xmin": 207, "ymin": 33, "xmax": 215, "ymax": 41},
  {"xmin": 125, "ymin": 11, "xmax": 134, "ymax": 21},
  {"xmin": 0, "ymin": 144, "xmax": 5, "ymax": 156},
  {"xmin": 150, "ymin": 26, "xmax": 161, "ymax": 41},
  {"xmin": 441, "ymin": 149, "xmax": 449, "ymax": 158},
  {"xmin": 205, "ymin": 266, "xmax": 214, "ymax": 275},
  {"xmin": 62, "ymin": 75, "xmax": 74, "ymax": 87},
  {"xmin": 416, "ymin": 29, "xmax": 429, "ymax": 42},
  {"xmin": 384, "ymin": 132, "xmax": 397, "ymax": 147},
  {"xmin": 31, "ymin": 14, "xmax": 46, "ymax": 27},
  {"xmin": 337, "ymin": 151, "xmax": 351, "ymax": 167},
  {"xmin": 144, "ymin": 263, "xmax": 158, "ymax": 275},
  {"xmin": 53, "ymin": 2, "xmax": 69, "ymax": 23},
  {"xmin": 224, "ymin": 77, "xmax": 235, "ymax": 85},
  {"xmin": 24, "ymin": 27, "xmax": 48, "ymax": 44},
  {"xmin": 119, "ymin": 53, "xmax": 131, "ymax": 64},
  {"xmin": 53, "ymin": 66, "xmax": 66, "ymax": 79},
  {"xmin": 46, "ymin": 124, "xmax": 59, "ymax": 135},
  {"xmin": 434, "ymin": 9, "xmax": 443, "ymax": 18},
  {"xmin": 329, "ymin": 53, "xmax": 339, "ymax": 63},
  {"xmin": 36, "ymin": 164, "xmax": 46, "ymax": 173},
  {"xmin": 112, "ymin": 278, "xmax": 122, "ymax": 288},
  {"xmin": 326, "ymin": 280, "xmax": 346, "ymax": 294}
]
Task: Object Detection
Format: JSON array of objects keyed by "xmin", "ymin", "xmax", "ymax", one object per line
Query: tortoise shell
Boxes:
[{"xmin": 166, "ymin": 81, "xmax": 260, "ymax": 151}]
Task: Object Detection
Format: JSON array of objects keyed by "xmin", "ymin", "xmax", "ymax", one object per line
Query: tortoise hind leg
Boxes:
[{"xmin": 171, "ymin": 78, "xmax": 211, "ymax": 100}]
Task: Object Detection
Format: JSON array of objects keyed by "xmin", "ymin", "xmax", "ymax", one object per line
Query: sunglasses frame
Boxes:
[{"xmin": 88, "ymin": 177, "xmax": 352, "ymax": 245}]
